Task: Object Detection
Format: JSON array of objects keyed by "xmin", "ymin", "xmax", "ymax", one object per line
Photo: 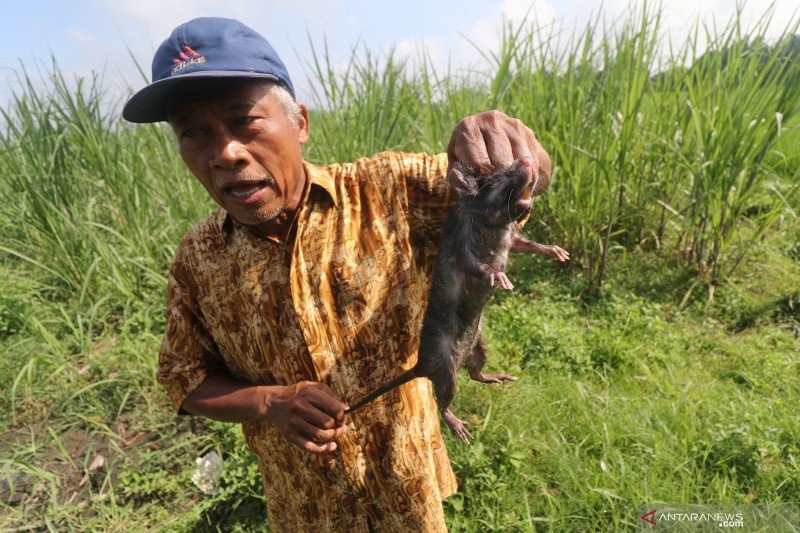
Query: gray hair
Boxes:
[{"xmin": 264, "ymin": 81, "xmax": 301, "ymax": 130}]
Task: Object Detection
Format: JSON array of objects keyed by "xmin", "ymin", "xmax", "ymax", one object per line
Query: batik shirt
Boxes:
[{"xmin": 157, "ymin": 151, "xmax": 459, "ymax": 532}]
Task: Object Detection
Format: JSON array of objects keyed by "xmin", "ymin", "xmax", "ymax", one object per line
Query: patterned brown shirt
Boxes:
[{"xmin": 157, "ymin": 151, "xmax": 459, "ymax": 531}]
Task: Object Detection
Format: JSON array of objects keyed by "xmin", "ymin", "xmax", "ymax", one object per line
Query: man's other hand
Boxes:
[{"xmin": 266, "ymin": 381, "xmax": 349, "ymax": 453}]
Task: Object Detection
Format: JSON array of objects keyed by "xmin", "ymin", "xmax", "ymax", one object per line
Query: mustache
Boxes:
[{"xmin": 221, "ymin": 171, "xmax": 276, "ymax": 190}]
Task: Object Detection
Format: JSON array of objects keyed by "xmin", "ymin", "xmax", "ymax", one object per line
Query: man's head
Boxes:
[
  {"xmin": 168, "ymin": 78, "xmax": 309, "ymax": 231},
  {"xmin": 123, "ymin": 18, "xmax": 309, "ymax": 236}
]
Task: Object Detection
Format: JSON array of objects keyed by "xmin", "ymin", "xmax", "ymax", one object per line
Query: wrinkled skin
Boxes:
[{"xmin": 169, "ymin": 80, "xmax": 309, "ymax": 242}]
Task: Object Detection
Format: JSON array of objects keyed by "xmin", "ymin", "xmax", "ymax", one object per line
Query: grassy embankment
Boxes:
[{"xmin": 1, "ymin": 6, "xmax": 799, "ymax": 531}]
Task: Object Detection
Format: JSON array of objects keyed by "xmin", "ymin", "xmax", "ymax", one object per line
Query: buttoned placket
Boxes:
[{"xmin": 288, "ymin": 183, "xmax": 340, "ymax": 384}]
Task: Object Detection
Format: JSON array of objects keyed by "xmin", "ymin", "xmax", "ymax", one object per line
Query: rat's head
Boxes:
[{"xmin": 454, "ymin": 159, "xmax": 536, "ymax": 225}]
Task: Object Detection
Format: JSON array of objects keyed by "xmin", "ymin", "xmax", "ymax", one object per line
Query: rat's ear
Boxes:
[{"xmin": 448, "ymin": 162, "xmax": 476, "ymax": 195}]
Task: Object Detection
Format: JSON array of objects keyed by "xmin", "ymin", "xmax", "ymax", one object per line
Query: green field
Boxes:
[{"xmin": 2, "ymin": 6, "xmax": 799, "ymax": 531}]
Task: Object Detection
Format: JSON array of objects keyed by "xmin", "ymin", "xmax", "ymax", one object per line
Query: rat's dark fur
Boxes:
[{"xmin": 346, "ymin": 159, "xmax": 541, "ymax": 442}]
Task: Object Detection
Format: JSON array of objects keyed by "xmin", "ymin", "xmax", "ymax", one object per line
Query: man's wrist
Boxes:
[{"xmin": 259, "ymin": 384, "xmax": 290, "ymax": 423}]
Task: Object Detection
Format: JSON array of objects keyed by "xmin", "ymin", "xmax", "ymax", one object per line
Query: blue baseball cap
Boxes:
[{"xmin": 123, "ymin": 17, "xmax": 295, "ymax": 123}]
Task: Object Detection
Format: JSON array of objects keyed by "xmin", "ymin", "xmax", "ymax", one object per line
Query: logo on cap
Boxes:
[{"xmin": 171, "ymin": 45, "xmax": 206, "ymax": 75}]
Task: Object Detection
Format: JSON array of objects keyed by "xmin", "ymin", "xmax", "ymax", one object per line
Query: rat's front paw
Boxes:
[
  {"xmin": 482, "ymin": 266, "xmax": 514, "ymax": 290},
  {"xmin": 495, "ymin": 271, "xmax": 514, "ymax": 290}
]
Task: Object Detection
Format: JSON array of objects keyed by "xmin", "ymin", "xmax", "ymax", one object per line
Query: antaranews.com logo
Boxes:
[
  {"xmin": 637, "ymin": 504, "xmax": 799, "ymax": 532},
  {"xmin": 640, "ymin": 508, "xmax": 744, "ymax": 529}
]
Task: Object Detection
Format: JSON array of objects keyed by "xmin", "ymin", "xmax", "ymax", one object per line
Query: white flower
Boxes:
[
  {"xmin": 611, "ymin": 111, "xmax": 623, "ymax": 136},
  {"xmin": 673, "ymin": 124, "xmax": 683, "ymax": 146},
  {"xmin": 191, "ymin": 451, "xmax": 223, "ymax": 495}
]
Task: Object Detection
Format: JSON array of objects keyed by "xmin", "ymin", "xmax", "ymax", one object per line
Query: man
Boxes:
[{"xmin": 123, "ymin": 17, "xmax": 556, "ymax": 532}]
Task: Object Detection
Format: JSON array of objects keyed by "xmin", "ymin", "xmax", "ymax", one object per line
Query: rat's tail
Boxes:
[{"xmin": 344, "ymin": 368, "xmax": 419, "ymax": 415}]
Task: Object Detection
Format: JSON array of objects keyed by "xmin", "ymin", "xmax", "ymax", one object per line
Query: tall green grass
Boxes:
[
  {"xmin": 0, "ymin": 64, "xmax": 212, "ymax": 435},
  {"xmin": 0, "ymin": 65, "xmax": 211, "ymax": 303},
  {"xmin": 1, "ymin": 4, "xmax": 799, "ymax": 531},
  {"xmin": 2, "ymin": 8, "xmax": 796, "ymax": 304},
  {"xmin": 306, "ymin": 5, "xmax": 800, "ymax": 294}
]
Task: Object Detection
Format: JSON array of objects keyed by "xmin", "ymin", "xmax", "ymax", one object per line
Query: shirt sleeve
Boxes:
[
  {"xmin": 156, "ymin": 245, "xmax": 226, "ymax": 414},
  {"xmin": 390, "ymin": 152, "xmax": 455, "ymax": 249}
]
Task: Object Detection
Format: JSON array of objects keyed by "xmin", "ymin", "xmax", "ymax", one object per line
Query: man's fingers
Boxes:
[
  {"xmin": 298, "ymin": 404, "xmax": 343, "ymax": 431},
  {"xmin": 291, "ymin": 418, "xmax": 347, "ymax": 446},
  {"xmin": 312, "ymin": 395, "xmax": 348, "ymax": 425},
  {"xmin": 479, "ymin": 111, "xmax": 527, "ymax": 169},
  {"xmin": 283, "ymin": 409, "xmax": 348, "ymax": 454},
  {"xmin": 481, "ymin": 126, "xmax": 514, "ymax": 169},
  {"xmin": 293, "ymin": 434, "xmax": 338, "ymax": 454},
  {"xmin": 299, "ymin": 405, "xmax": 345, "ymax": 433},
  {"xmin": 514, "ymin": 125, "xmax": 538, "ymax": 163},
  {"xmin": 302, "ymin": 419, "xmax": 347, "ymax": 443},
  {"xmin": 270, "ymin": 382, "xmax": 350, "ymax": 454},
  {"xmin": 448, "ymin": 118, "xmax": 492, "ymax": 174},
  {"xmin": 298, "ymin": 382, "xmax": 347, "ymax": 423},
  {"xmin": 448, "ymin": 112, "xmax": 549, "ymax": 189}
]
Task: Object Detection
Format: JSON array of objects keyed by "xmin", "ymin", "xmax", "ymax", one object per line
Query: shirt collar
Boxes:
[{"xmin": 303, "ymin": 160, "xmax": 338, "ymax": 207}]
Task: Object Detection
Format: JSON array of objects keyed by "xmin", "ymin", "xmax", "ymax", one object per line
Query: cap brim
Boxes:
[{"xmin": 122, "ymin": 71, "xmax": 284, "ymax": 123}]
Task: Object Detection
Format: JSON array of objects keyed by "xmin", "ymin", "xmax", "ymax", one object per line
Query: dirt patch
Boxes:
[{"xmin": 0, "ymin": 415, "xmax": 198, "ymax": 525}]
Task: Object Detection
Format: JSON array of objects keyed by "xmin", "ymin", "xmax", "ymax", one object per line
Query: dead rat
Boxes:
[{"xmin": 345, "ymin": 158, "xmax": 568, "ymax": 442}]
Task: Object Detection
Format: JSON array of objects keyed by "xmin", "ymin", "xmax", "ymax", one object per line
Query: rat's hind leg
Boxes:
[
  {"xmin": 466, "ymin": 327, "xmax": 518, "ymax": 383},
  {"xmin": 432, "ymin": 364, "xmax": 472, "ymax": 443}
]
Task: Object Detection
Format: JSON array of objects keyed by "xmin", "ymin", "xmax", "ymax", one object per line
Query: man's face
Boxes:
[{"xmin": 169, "ymin": 81, "xmax": 309, "ymax": 232}]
